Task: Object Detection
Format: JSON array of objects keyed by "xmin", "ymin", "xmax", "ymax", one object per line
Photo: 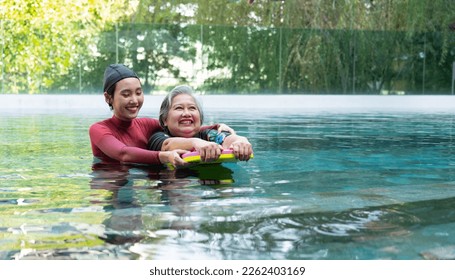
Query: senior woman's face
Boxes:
[{"xmin": 164, "ymin": 93, "xmax": 201, "ymax": 137}]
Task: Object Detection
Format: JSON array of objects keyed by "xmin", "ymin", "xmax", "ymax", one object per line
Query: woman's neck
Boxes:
[{"xmin": 112, "ymin": 115, "xmax": 133, "ymax": 128}]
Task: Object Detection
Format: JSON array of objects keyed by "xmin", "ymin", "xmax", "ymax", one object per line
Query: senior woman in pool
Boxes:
[
  {"xmin": 89, "ymin": 64, "xmax": 232, "ymax": 167},
  {"xmin": 148, "ymin": 85, "xmax": 253, "ymax": 162}
]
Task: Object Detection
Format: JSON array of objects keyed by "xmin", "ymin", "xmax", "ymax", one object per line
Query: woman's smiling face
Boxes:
[
  {"xmin": 164, "ymin": 93, "xmax": 201, "ymax": 137},
  {"xmin": 106, "ymin": 77, "xmax": 143, "ymax": 121}
]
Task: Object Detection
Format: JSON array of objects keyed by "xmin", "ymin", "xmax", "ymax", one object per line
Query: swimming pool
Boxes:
[{"xmin": 1, "ymin": 95, "xmax": 455, "ymax": 260}]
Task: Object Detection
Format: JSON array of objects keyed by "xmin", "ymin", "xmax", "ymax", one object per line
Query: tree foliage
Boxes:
[
  {"xmin": 1, "ymin": 0, "xmax": 454, "ymax": 94},
  {"xmin": 189, "ymin": 0, "xmax": 455, "ymax": 94},
  {"xmin": 0, "ymin": 0, "xmax": 133, "ymax": 93}
]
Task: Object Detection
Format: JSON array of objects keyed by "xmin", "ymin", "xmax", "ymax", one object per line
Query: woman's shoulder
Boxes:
[
  {"xmin": 134, "ymin": 117, "xmax": 162, "ymax": 133},
  {"xmin": 89, "ymin": 118, "xmax": 110, "ymax": 130},
  {"xmin": 134, "ymin": 117, "xmax": 160, "ymax": 126},
  {"xmin": 89, "ymin": 118, "xmax": 114, "ymax": 138},
  {"xmin": 89, "ymin": 117, "xmax": 160, "ymax": 132}
]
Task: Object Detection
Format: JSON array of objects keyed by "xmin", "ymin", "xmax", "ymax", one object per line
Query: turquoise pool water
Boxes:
[{"xmin": 1, "ymin": 100, "xmax": 455, "ymax": 260}]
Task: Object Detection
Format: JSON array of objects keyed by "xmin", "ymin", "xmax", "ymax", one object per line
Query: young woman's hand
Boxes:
[
  {"xmin": 193, "ymin": 139, "xmax": 223, "ymax": 162},
  {"xmin": 217, "ymin": 123, "xmax": 236, "ymax": 135},
  {"xmin": 159, "ymin": 149, "xmax": 188, "ymax": 167}
]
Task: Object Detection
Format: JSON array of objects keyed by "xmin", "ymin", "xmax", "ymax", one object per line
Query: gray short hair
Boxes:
[{"xmin": 159, "ymin": 85, "xmax": 204, "ymax": 129}]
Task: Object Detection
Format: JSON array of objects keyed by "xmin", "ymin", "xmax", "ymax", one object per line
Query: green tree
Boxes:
[
  {"xmin": 0, "ymin": 0, "xmax": 132, "ymax": 93},
  {"xmin": 2, "ymin": 0, "xmax": 454, "ymax": 94},
  {"xmin": 187, "ymin": 0, "xmax": 455, "ymax": 94},
  {"xmin": 80, "ymin": 0, "xmax": 202, "ymax": 93}
]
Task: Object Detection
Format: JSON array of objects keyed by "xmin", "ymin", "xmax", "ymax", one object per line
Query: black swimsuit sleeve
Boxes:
[{"xmin": 147, "ymin": 131, "xmax": 170, "ymax": 151}]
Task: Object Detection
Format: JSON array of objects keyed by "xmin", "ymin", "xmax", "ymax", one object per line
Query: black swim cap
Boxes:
[{"xmin": 103, "ymin": 64, "xmax": 139, "ymax": 92}]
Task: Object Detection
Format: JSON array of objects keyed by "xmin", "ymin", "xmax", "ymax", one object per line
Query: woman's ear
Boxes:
[{"xmin": 104, "ymin": 92, "xmax": 112, "ymax": 106}]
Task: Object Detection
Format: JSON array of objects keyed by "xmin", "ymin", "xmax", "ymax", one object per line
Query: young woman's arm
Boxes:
[
  {"xmin": 149, "ymin": 132, "xmax": 222, "ymax": 162},
  {"xmin": 90, "ymin": 124, "xmax": 187, "ymax": 166},
  {"xmin": 147, "ymin": 123, "xmax": 234, "ymax": 162},
  {"xmin": 148, "ymin": 128, "xmax": 252, "ymax": 162}
]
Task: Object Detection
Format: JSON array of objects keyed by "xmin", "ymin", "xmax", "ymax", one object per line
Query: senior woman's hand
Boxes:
[{"xmin": 229, "ymin": 138, "xmax": 253, "ymax": 161}]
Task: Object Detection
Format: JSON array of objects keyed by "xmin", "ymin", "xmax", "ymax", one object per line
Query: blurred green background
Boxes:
[{"xmin": 1, "ymin": 0, "xmax": 454, "ymax": 94}]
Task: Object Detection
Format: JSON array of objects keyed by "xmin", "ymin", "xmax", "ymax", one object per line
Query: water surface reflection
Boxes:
[{"xmin": 2, "ymin": 111, "xmax": 455, "ymax": 259}]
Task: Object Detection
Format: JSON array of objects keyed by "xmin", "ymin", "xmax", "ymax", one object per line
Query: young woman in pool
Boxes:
[
  {"xmin": 89, "ymin": 64, "xmax": 233, "ymax": 167},
  {"xmin": 147, "ymin": 85, "xmax": 253, "ymax": 162}
]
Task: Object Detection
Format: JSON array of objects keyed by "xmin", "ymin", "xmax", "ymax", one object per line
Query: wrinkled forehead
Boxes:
[{"xmin": 171, "ymin": 93, "xmax": 197, "ymax": 106}]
